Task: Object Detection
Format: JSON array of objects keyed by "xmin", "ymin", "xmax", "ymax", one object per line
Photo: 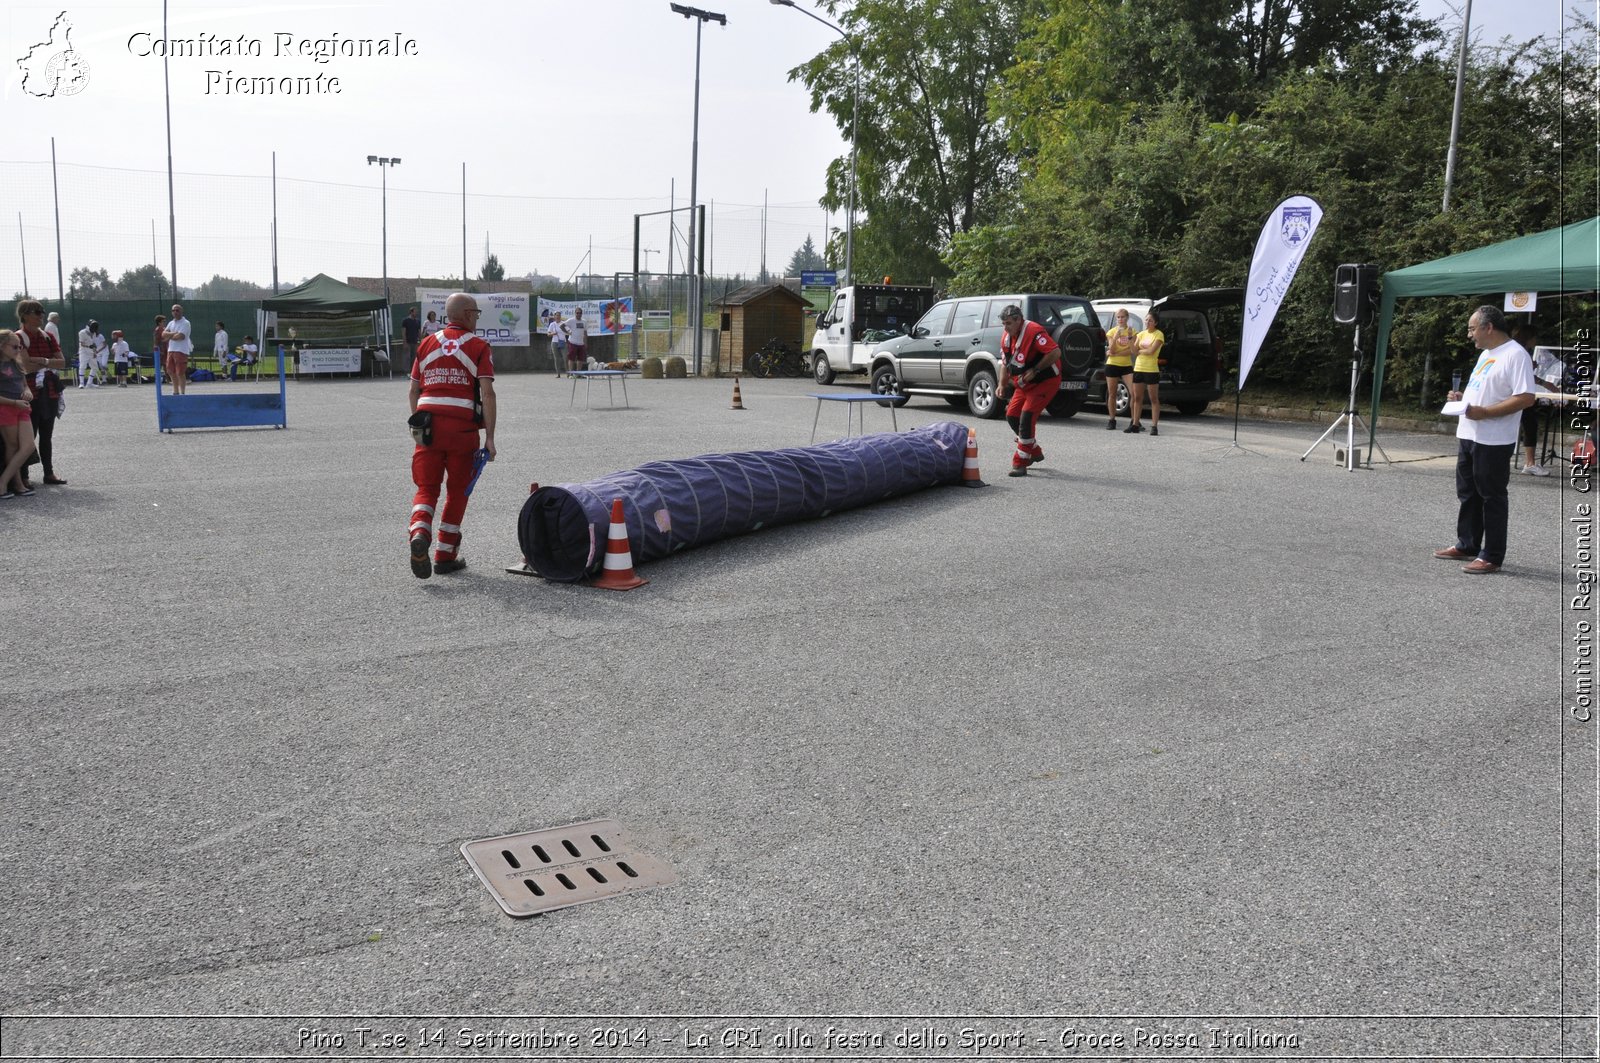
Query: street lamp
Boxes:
[
  {"xmin": 670, "ymin": 3, "xmax": 727, "ymax": 377},
  {"xmin": 367, "ymin": 155, "xmax": 401, "ymax": 307},
  {"xmin": 769, "ymin": 0, "xmax": 857, "ymax": 289}
]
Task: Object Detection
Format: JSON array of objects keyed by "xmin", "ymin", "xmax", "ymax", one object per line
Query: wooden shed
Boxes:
[{"xmin": 715, "ymin": 283, "xmax": 811, "ymax": 375}]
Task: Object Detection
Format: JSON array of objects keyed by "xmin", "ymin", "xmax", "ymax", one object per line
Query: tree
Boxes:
[
  {"xmin": 480, "ymin": 253, "xmax": 505, "ymax": 282},
  {"xmin": 993, "ymin": 0, "xmax": 1439, "ymax": 156},
  {"xmin": 790, "ymin": 0, "xmax": 1040, "ymax": 284},
  {"xmin": 195, "ymin": 274, "xmax": 268, "ymax": 300},
  {"xmin": 118, "ymin": 265, "xmax": 171, "ymax": 299},
  {"xmin": 951, "ymin": 23, "xmax": 1596, "ymax": 401},
  {"xmin": 69, "ymin": 267, "xmax": 117, "ymax": 297},
  {"xmin": 785, "ymin": 235, "xmax": 828, "ymax": 276}
]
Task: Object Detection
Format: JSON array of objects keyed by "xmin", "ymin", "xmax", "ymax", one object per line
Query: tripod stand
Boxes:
[{"xmin": 1301, "ymin": 324, "xmax": 1391, "ymax": 469}]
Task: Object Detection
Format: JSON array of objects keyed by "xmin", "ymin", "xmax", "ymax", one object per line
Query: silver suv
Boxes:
[{"xmin": 866, "ymin": 294, "xmax": 1106, "ymax": 419}]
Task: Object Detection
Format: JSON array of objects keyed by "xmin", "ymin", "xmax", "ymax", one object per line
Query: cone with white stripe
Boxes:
[
  {"xmin": 961, "ymin": 429, "xmax": 987, "ymax": 488},
  {"xmin": 731, "ymin": 377, "xmax": 746, "ymax": 410},
  {"xmin": 594, "ymin": 498, "xmax": 648, "ymax": 591}
]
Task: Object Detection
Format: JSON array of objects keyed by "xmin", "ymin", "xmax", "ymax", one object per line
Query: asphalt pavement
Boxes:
[{"xmin": 2, "ymin": 372, "xmax": 1593, "ymax": 1059}]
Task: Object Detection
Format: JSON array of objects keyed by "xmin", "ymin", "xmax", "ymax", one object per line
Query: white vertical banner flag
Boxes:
[{"xmin": 1238, "ymin": 195, "xmax": 1324, "ymax": 391}]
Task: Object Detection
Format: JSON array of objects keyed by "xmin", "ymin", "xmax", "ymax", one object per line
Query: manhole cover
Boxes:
[{"xmin": 460, "ymin": 818, "xmax": 677, "ymax": 918}]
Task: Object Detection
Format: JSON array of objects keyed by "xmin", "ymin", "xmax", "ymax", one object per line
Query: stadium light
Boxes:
[
  {"xmin": 769, "ymin": 0, "xmax": 856, "ymax": 288},
  {"xmin": 670, "ymin": 3, "xmax": 726, "ymax": 376},
  {"xmin": 368, "ymin": 156, "xmax": 400, "ymax": 307}
]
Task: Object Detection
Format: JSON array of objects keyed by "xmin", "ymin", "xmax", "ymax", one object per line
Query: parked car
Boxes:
[
  {"xmin": 864, "ymin": 293, "xmax": 1106, "ymax": 419},
  {"xmin": 1089, "ymin": 288, "xmax": 1239, "ymax": 417}
]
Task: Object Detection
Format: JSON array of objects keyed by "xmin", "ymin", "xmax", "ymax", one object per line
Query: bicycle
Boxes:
[{"xmin": 745, "ymin": 338, "xmax": 809, "ymax": 378}]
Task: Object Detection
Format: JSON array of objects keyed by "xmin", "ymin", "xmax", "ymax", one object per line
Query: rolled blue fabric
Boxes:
[{"xmin": 518, "ymin": 420, "xmax": 971, "ymax": 582}]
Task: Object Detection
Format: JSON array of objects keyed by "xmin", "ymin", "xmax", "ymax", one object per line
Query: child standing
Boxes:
[
  {"xmin": 110, "ymin": 329, "xmax": 131, "ymax": 387},
  {"xmin": 0, "ymin": 329, "xmax": 38, "ymax": 497}
]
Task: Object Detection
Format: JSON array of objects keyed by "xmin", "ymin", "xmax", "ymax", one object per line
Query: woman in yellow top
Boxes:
[
  {"xmin": 1102, "ymin": 308, "xmax": 1136, "ymax": 430},
  {"xmin": 1125, "ymin": 310, "xmax": 1165, "ymax": 436}
]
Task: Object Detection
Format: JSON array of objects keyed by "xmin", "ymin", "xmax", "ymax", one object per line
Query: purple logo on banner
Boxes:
[{"xmin": 1279, "ymin": 206, "xmax": 1313, "ymax": 249}]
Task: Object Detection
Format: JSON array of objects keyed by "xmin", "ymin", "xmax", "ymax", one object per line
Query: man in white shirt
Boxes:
[
  {"xmin": 1433, "ymin": 305, "xmax": 1536, "ymax": 574},
  {"xmin": 564, "ymin": 306, "xmax": 589, "ymax": 373},
  {"xmin": 163, "ymin": 304, "xmax": 194, "ymax": 395}
]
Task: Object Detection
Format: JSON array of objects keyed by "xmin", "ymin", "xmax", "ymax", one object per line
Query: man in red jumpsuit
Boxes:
[
  {"xmin": 995, "ymin": 304, "xmax": 1061, "ymax": 476},
  {"xmin": 408, "ymin": 292, "xmax": 497, "ymax": 578}
]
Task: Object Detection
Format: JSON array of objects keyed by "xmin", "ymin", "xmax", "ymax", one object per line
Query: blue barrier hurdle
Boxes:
[{"xmin": 155, "ymin": 345, "xmax": 289, "ymax": 433}]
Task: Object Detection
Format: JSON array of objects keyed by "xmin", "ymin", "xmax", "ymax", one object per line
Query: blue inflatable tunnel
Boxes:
[{"xmin": 519, "ymin": 420, "xmax": 971, "ymax": 581}]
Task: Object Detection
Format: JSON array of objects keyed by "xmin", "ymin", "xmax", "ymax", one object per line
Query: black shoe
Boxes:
[
  {"xmin": 410, "ymin": 531, "xmax": 432, "ymax": 579},
  {"xmin": 434, "ymin": 557, "xmax": 467, "ymax": 575},
  {"xmin": 1149, "ymin": 425, "xmax": 1159, "ymax": 437},
  {"xmin": 1107, "ymin": 418, "xmax": 1116, "ymax": 430},
  {"xmin": 43, "ymin": 475, "xmax": 67, "ymax": 485},
  {"xmin": 1123, "ymin": 423, "xmax": 1143, "ymax": 434}
]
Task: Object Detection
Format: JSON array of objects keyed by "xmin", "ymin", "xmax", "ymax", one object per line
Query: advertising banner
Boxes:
[
  {"xmin": 298, "ymin": 347, "xmax": 362, "ymax": 373},
  {"xmin": 537, "ymin": 297, "xmax": 636, "ymax": 336},
  {"xmin": 1239, "ymin": 195, "xmax": 1324, "ymax": 391},
  {"xmin": 416, "ymin": 288, "xmax": 532, "ymax": 346}
]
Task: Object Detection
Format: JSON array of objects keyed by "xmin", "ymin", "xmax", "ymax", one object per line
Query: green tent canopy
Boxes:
[
  {"xmin": 255, "ymin": 273, "xmax": 391, "ymax": 362},
  {"xmin": 1369, "ymin": 217, "xmax": 1600, "ymax": 451},
  {"xmin": 259, "ymin": 273, "xmax": 387, "ymax": 313}
]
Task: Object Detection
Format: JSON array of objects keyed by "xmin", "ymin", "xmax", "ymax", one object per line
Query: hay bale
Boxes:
[
  {"xmin": 641, "ymin": 357, "xmax": 664, "ymax": 379},
  {"xmin": 664, "ymin": 356, "xmax": 688, "ymax": 379}
]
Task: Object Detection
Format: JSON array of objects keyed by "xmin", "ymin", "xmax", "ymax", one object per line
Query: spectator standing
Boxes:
[
  {"xmin": 0, "ymin": 329, "xmax": 37, "ymax": 497},
  {"xmin": 15, "ymin": 300, "xmax": 66, "ymax": 485},
  {"xmin": 401, "ymin": 307, "xmax": 421, "ymax": 372},
  {"xmin": 163, "ymin": 304, "xmax": 193, "ymax": 395},
  {"xmin": 421, "ymin": 310, "xmax": 442, "ymax": 338},
  {"xmin": 564, "ymin": 307, "xmax": 588, "ymax": 373},
  {"xmin": 546, "ymin": 312, "xmax": 567, "ymax": 377},
  {"xmin": 43, "ymin": 311, "xmax": 61, "ymax": 348},
  {"xmin": 1433, "ymin": 305, "xmax": 1537, "ymax": 574},
  {"xmin": 1125, "ymin": 311, "xmax": 1165, "ymax": 436},
  {"xmin": 110, "ymin": 330, "xmax": 131, "ymax": 387},
  {"xmin": 407, "ymin": 292, "xmax": 496, "ymax": 579},
  {"xmin": 995, "ymin": 303, "xmax": 1061, "ymax": 477},
  {"xmin": 1102, "ymin": 308, "xmax": 1136, "ymax": 430},
  {"xmin": 77, "ymin": 319, "xmax": 107, "ymax": 388},
  {"xmin": 1514, "ymin": 324, "xmax": 1557, "ymax": 476},
  {"xmin": 213, "ymin": 321, "xmax": 230, "ymax": 376},
  {"xmin": 151, "ymin": 315, "xmax": 168, "ymax": 386}
]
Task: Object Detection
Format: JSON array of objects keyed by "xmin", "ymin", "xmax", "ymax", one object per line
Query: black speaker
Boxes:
[{"xmin": 1334, "ymin": 263, "xmax": 1379, "ymax": 325}]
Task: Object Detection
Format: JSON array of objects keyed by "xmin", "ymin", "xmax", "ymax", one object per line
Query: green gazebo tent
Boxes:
[
  {"xmin": 255, "ymin": 273, "xmax": 391, "ymax": 363},
  {"xmin": 1369, "ymin": 216, "xmax": 1600, "ymax": 452}
]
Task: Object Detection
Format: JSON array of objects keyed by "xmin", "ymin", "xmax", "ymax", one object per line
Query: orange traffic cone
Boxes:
[
  {"xmin": 593, "ymin": 498, "xmax": 649, "ymax": 591},
  {"xmin": 961, "ymin": 429, "xmax": 987, "ymax": 488},
  {"xmin": 731, "ymin": 377, "xmax": 746, "ymax": 410}
]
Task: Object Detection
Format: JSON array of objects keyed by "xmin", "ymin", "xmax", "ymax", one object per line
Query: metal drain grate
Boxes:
[{"xmin": 460, "ymin": 818, "xmax": 677, "ymax": 918}]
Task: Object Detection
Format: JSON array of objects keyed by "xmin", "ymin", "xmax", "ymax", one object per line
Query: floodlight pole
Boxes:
[
  {"xmin": 369, "ymin": 154, "xmax": 403, "ymax": 352},
  {"xmin": 671, "ymin": 3, "xmax": 726, "ymax": 376},
  {"xmin": 769, "ymin": 0, "xmax": 856, "ymax": 288}
]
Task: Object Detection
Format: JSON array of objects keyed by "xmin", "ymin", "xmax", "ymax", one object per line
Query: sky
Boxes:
[{"xmin": 0, "ymin": 0, "xmax": 1586, "ymax": 299}]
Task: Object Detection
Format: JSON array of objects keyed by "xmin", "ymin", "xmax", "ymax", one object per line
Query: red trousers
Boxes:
[{"xmin": 410, "ymin": 415, "xmax": 480, "ymax": 562}]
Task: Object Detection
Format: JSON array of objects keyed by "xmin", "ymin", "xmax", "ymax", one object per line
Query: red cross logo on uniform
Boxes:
[{"xmin": 441, "ymin": 338, "xmax": 460, "ymax": 356}]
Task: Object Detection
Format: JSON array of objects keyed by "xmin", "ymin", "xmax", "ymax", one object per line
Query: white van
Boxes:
[{"xmin": 809, "ymin": 284, "xmax": 936, "ymax": 385}]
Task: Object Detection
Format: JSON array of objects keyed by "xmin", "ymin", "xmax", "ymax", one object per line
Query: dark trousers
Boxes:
[
  {"xmin": 1455, "ymin": 439, "xmax": 1514, "ymax": 564},
  {"xmin": 30, "ymin": 392, "xmax": 57, "ymax": 479}
]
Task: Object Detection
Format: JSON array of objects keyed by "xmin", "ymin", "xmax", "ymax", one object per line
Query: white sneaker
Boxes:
[{"xmin": 1525, "ymin": 463, "xmax": 1551, "ymax": 476}]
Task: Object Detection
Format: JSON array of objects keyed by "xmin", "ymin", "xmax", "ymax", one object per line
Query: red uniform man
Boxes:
[
  {"xmin": 408, "ymin": 292, "xmax": 497, "ymax": 578},
  {"xmin": 995, "ymin": 304, "xmax": 1061, "ymax": 476}
]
